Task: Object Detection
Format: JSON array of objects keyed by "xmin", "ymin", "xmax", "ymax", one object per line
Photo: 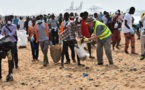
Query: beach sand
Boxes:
[{"xmin": 0, "ymin": 33, "xmax": 145, "ymax": 90}]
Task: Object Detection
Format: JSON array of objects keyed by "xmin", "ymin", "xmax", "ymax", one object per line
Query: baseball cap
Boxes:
[{"xmin": 87, "ymin": 18, "xmax": 94, "ymax": 23}]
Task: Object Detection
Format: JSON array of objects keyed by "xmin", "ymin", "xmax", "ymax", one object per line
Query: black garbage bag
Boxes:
[
  {"xmin": 0, "ymin": 36, "xmax": 15, "ymax": 51},
  {"xmin": 0, "ymin": 50, "xmax": 6, "ymax": 58},
  {"xmin": 0, "ymin": 36, "xmax": 14, "ymax": 58}
]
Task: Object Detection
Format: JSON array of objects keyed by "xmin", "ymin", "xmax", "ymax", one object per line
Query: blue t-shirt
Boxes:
[
  {"xmin": 107, "ymin": 18, "xmax": 112, "ymax": 23},
  {"xmin": 49, "ymin": 19, "xmax": 58, "ymax": 28},
  {"xmin": 13, "ymin": 18, "xmax": 19, "ymax": 25},
  {"xmin": 136, "ymin": 23, "xmax": 140, "ymax": 28}
]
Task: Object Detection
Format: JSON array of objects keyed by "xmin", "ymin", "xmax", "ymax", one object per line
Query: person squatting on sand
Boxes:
[
  {"xmin": 28, "ymin": 19, "xmax": 39, "ymax": 61},
  {"xmin": 83, "ymin": 17, "xmax": 113, "ymax": 65},
  {"xmin": 35, "ymin": 16, "xmax": 49, "ymax": 66},
  {"xmin": 59, "ymin": 12, "xmax": 85, "ymax": 68}
]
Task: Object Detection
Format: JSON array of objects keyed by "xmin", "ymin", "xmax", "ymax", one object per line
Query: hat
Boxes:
[
  {"xmin": 87, "ymin": 18, "xmax": 94, "ymax": 23},
  {"xmin": 115, "ymin": 11, "xmax": 119, "ymax": 14}
]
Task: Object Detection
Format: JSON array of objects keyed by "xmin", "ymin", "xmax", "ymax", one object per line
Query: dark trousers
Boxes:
[
  {"xmin": 87, "ymin": 43, "xmax": 92, "ymax": 56},
  {"xmin": 51, "ymin": 29, "xmax": 59, "ymax": 45},
  {"xmin": 61, "ymin": 40, "xmax": 80, "ymax": 66},
  {"xmin": 11, "ymin": 42, "xmax": 18, "ymax": 68},
  {"xmin": 0, "ymin": 59, "xmax": 2, "ymax": 78},
  {"xmin": 65, "ymin": 43, "xmax": 76, "ymax": 62},
  {"xmin": 30, "ymin": 41, "xmax": 39, "ymax": 59},
  {"xmin": 0, "ymin": 51, "xmax": 13, "ymax": 78}
]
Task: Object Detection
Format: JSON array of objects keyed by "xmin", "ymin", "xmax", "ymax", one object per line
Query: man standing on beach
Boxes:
[
  {"xmin": 28, "ymin": 19, "xmax": 39, "ymax": 61},
  {"xmin": 59, "ymin": 12, "xmax": 84, "ymax": 68},
  {"xmin": 49, "ymin": 14, "xmax": 59, "ymax": 45},
  {"xmin": 81, "ymin": 11, "xmax": 95, "ymax": 59},
  {"xmin": 111, "ymin": 11, "xmax": 122, "ymax": 50},
  {"xmin": 35, "ymin": 16, "xmax": 49, "ymax": 66},
  {"xmin": 122, "ymin": 7, "xmax": 137, "ymax": 54},
  {"xmin": 102, "ymin": 11, "xmax": 108, "ymax": 24},
  {"xmin": 24, "ymin": 17, "xmax": 29, "ymax": 34},
  {"xmin": 1, "ymin": 16, "xmax": 19, "ymax": 69},
  {"xmin": 84, "ymin": 17, "xmax": 113, "ymax": 65},
  {"xmin": 0, "ymin": 16, "xmax": 18, "ymax": 81},
  {"xmin": 0, "ymin": 17, "xmax": 4, "ymax": 33},
  {"xmin": 139, "ymin": 15, "xmax": 145, "ymax": 60},
  {"xmin": 13, "ymin": 16, "xmax": 19, "ymax": 26},
  {"xmin": 18, "ymin": 17, "xmax": 24, "ymax": 30}
]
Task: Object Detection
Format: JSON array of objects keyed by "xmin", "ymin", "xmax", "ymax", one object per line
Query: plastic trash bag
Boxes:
[
  {"xmin": 17, "ymin": 30, "xmax": 27, "ymax": 47},
  {"xmin": 139, "ymin": 27, "xmax": 144, "ymax": 33},
  {"xmin": 30, "ymin": 36, "xmax": 35, "ymax": 42},
  {"xmin": 114, "ymin": 22, "xmax": 118, "ymax": 28},
  {"xmin": 74, "ymin": 43, "xmax": 90, "ymax": 60},
  {"xmin": 141, "ymin": 29, "xmax": 145, "ymax": 36},
  {"xmin": 130, "ymin": 28, "xmax": 135, "ymax": 35}
]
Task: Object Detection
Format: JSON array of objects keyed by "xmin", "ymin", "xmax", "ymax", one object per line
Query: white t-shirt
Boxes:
[
  {"xmin": 18, "ymin": 20, "xmax": 24, "ymax": 30},
  {"xmin": 28, "ymin": 20, "xmax": 32, "ymax": 27},
  {"xmin": 102, "ymin": 15, "xmax": 108, "ymax": 24},
  {"xmin": 122, "ymin": 13, "xmax": 132, "ymax": 33},
  {"xmin": 140, "ymin": 16, "xmax": 145, "ymax": 29},
  {"xmin": 118, "ymin": 15, "xmax": 123, "ymax": 23}
]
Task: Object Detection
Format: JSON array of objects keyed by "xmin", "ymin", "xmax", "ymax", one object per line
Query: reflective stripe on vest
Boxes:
[{"xmin": 94, "ymin": 21, "xmax": 111, "ymax": 40}]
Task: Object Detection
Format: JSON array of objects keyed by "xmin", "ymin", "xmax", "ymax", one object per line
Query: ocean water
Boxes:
[{"xmin": 134, "ymin": 15, "xmax": 140, "ymax": 24}]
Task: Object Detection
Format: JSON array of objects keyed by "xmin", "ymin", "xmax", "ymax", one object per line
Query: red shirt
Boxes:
[{"xmin": 81, "ymin": 20, "xmax": 90, "ymax": 37}]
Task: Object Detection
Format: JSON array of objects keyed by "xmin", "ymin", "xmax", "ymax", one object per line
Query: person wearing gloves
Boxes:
[
  {"xmin": 81, "ymin": 11, "xmax": 95, "ymax": 58},
  {"xmin": 122, "ymin": 7, "xmax": 136, "ymax": 54},
  {"xmin": 81, "ymin": 17, "xmax": 113, "ymax": 65},
  {"xmin": 139, "ymin": 15, "xmax": 145, "ymax": 60},
  {"xmin": 28, "ymin": 19, "xmax": 39, "ymax": 61},
  {"xmin": 59, "ymin": 12, "xmax": 84, "ymax": 68},
  {"xmin": 35, "ymin": 16, "xmax": 49, "ymax": 66},
  {"xmin": 49, "ymin": 14, "xmax": 59, "ymax": 45}
]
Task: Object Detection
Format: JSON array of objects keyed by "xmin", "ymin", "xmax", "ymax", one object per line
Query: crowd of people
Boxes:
[{"xmin": 0, "ymin": 6, "xmax": 145, "ymax": 82}]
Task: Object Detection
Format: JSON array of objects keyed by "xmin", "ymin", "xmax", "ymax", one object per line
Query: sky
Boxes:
[{"xmin": 0, "ymin": 0, "xmax": 144, "ymax": 16}]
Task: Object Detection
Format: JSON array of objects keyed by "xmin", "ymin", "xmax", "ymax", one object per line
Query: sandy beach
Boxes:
[{"xmin": 0, "ymin": 33, "xmax": 145, "ymax": 90}]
